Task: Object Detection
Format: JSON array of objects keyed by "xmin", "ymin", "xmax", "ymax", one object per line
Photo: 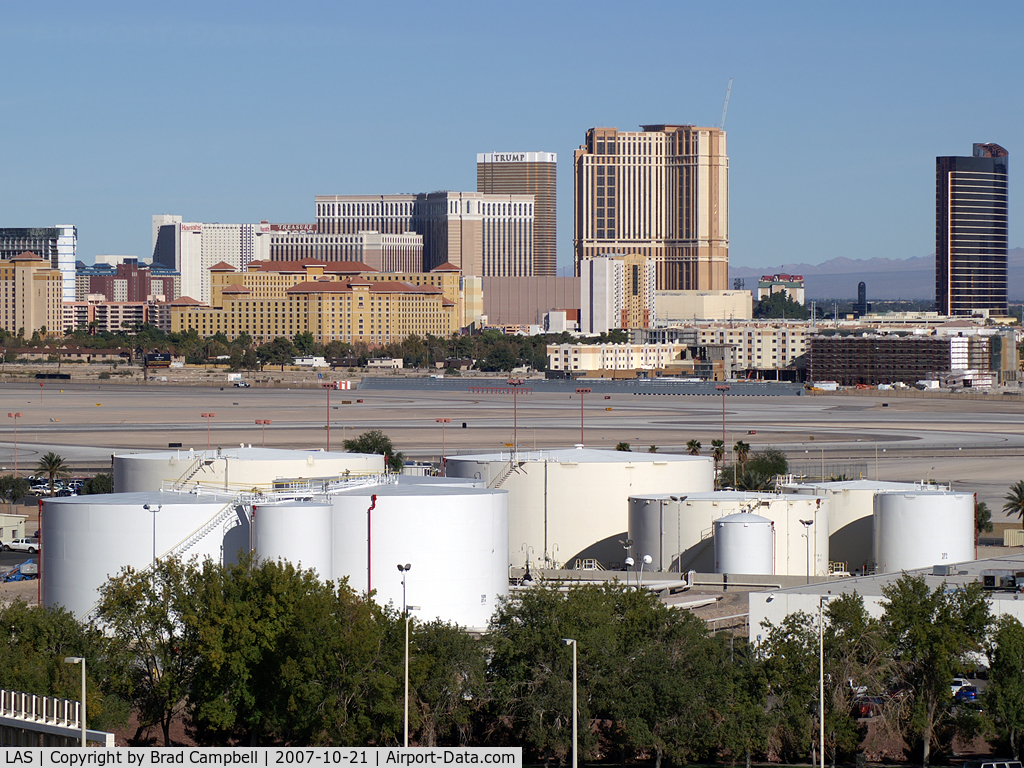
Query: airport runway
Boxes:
[{"xmin": 1, "ymin": 379, "xmax": 1023, "ymax": 517}]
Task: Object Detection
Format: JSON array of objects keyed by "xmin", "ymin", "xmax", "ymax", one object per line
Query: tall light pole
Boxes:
[
  {"xmin": 800, "ymin": 519, "xmax": 814, "ymax": 583},
  {"xmin": 670, "ymin": 495, "xmax": 687, "ymax": 572},
  {"xmin": 325, "ymin": 383, "xmax": 331, "ymax": 451},
  {"xmin": 507, "ymin": 379, "xmax": 524, "ymax": 455},
  {"xmin": 256, "ymin": 419, "xmax": 271, "ymax": 448},
  {"xmin": 624, "ymin": 556, "xmax": 635, "ymax": 587},
  {"xmin": 562, "ymin": 638, "xmax": 578, "ymax": 768},
  {"xmin": 63, "ymin": 656, "xmax": 86, "ymax": 747},
  {"xmin": 8, "ymin": 412, "xmax": 21, "ymax": 476},
  {"xmin": 715, "ymin": 384, "xmax": 730, "ymax": 445},
  {"xmin": 143, "ymin": 504, "xmax": 162, "ymax": 566},
  {"xmin": 575, "ymin": 388, "xmax": 591, "ymax": 444},
  {"xmin": 435, "ymin": 418, "xmax": 451, "ymax": 476},
  {"xmin": 819, "ymin": 596, "xmax": 828, "ymax": 768},
  {"xmin": 201, "ymin": 412, "xmax": 215, "ymax": 451},
  {"xmin": 398, "ymin": 563, "xmax": 412, "ymax": 748}
]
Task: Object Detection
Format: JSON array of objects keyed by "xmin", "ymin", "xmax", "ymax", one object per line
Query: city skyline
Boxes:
[{"xmin": 3, "ymin": 1, "xmax": 1023, "ymax": 272}]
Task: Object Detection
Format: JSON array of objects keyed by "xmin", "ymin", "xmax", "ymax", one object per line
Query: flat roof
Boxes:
[
  {"xmin": 115, "ymin": 447, "xmax": 376, "ymax": 462},
  {"xmin": 327, "ymin": 484, "xmax": 505, "ymax": 498},
  {"xmin": 451, "ymin": 446, "xmax": 708, "ymax": 464}
]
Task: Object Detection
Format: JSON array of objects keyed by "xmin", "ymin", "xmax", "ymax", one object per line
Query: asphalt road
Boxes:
[{"xmin": 1, "ymin": 379, "xmax": 1023, "ymax": 516}]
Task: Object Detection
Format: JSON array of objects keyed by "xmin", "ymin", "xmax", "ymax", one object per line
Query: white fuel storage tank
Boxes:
[
  {"xmin": 627, "ymin": 491, "xmax": 829, "ymax": 577},
  {"xmin": 114, "ymin": 447, "xmax": 384, "ymax": 493},
  {"xmin": 327, "ymin": 484, "xmax": 509, "ymax": 631},
  {"xmin": 714, "ymin": 513, "xmax": 774, "ymax": 575},
  {"xmin": 253, "ymin": 502, "xmax": 333, "ymax": 580},
  {"xmin": 445, "ymin": 447, "xmax": 713, "ymax": 569},
  {"xmin": 41, "ymin": 491, "xmax": 248, "ymax": 620},
  {"xmin": 781, "ymin": 480, "xmax": 943, "ymax": 574},
  {"xmin": 873, "ymin": 490, "xmax": 973, "ymax": 573}
]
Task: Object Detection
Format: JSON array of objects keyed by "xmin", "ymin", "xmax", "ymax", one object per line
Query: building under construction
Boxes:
[{"xmin": 808, "ymin": 333, "xmax": 1017, "ymax": 387}]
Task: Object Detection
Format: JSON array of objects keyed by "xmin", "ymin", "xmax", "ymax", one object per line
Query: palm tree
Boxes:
[
  {"xmin": 1004, "ymin": 480, "xmax": 1024, "ymax": 530},
  {"xmin": 686, "ymin": 439, "xmax": 702, "ymax": 456},
  {"xmin": 733, "ymin": 440, "xmax": 750, "ymax": 474},
  {"xmin": 615, "ymin": 442, "xmax": 631, "ymax": 452},
  {"xmin": 36, "ymin": 451, "xmax": 70, "ymax": 495},
  {"xmin": 647, "ymin": 445, "xmax": 659, "ymax": 453},
  {"xmin": 711, "ymin": 439, "xmax": 725, "ymax": 476}
]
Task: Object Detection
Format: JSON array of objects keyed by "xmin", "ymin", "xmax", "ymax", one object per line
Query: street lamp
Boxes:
[
  {"xmin": 143, "ymin": 504, "xmax": 162, "ymax": 566},
  {"xmin": 255, "ymin": 420, "xmax": 271, "ymax": 448},
  {"xmin": 436, "ymin": 418, "xmax": 451, "ymax": 476},
  {"xmin": 63, "ymin": 656, "xmax": 86, "ymax": 747},
  {"xmin": 800, "ymin": 519, "xmax": 814, "ymax": 584},
  {"xmin": 507, "ymin": 379, "xmax": 525, "ymax": 456},
  {"xmin": 398, "ymin": 563, "xmax": 413, "ymax": 748},
  {"xmin": 8, "ymin": 412, "xmax": 21, "ymax": 476},
  {"xmin": 715, "ymin": 384, "xmax": 730, "ymax": 445},
  {"xmin": 201, "ymin": 412, "xmax": 215, "ymax": 451},
  {"xmin": 562, "ymin": 638, "xmax": 578, "ymax": 768},
  {"xmin": 669, "ymin": 495, "xmax": 687, "ymax": 573},
  {"xmin": 819, "ymin": 596, "xmax": 829, "ymax": 768},
  {"xmin": 638, "ymin": 554, "xmax": 653, "ymax": 591},
  {"xmin": 575, "ymin": 388, "xmax": 591, "ymax": 444},
  {"xmin": 624, "ymin": 556, "xmax": 635, "ymax": 588}
]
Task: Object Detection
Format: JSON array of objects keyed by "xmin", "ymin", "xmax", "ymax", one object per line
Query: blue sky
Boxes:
[{"xmin": 3, "ymin": 1, "xmax": 1022, "ymax": 272}]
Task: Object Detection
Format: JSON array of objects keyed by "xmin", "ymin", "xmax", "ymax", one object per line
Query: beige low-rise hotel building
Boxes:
[{"xmin": 0, "ymin": 252, "xmax": 63, "ymax": 335}]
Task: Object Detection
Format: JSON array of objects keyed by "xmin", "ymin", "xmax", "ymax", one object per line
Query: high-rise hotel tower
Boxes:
[
  {"xmin": 936, "ymin": 143, "xmax": 1009, "ymax": 316},
  {"xmin": 477, "ymin": 152, "xmax": 556, "ymax": 276},
  {"xmin": 574, "ymin": 125, "xmax": 728, "ymax": 291}
]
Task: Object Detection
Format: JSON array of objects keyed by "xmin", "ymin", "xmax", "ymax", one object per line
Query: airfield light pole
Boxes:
[
  {"xmin": 256, "ymin": 420, "xmax": 271, "ymax": 448},
  {"xmin": 575, "ymin": 388, "xmax": 591, "ymax": 444},
  {"xmin": 436, "ymin": 418, "xmax": 451, "ymax": 475},
  {"xmin": 8, "ymin": 412, "xmax": 22, "ymax": 476},
  {"xmin": 507, "ymin": 379, "xmax": 525, "ymax": 455},
  {"xmin": 201, "ymin": 413, "xmax": 215, "ymax": 451},
  {"xmin": 715, "ymin": 384, "xmax": 730, "ymax": 444}
]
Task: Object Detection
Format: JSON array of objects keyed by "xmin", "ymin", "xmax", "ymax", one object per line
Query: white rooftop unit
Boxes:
[{"xmin": 444, "ymin": 446, "xmax": 713, "ymax": 569}]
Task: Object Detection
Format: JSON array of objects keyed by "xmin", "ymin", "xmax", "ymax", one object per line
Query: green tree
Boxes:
[
  {"xmin": 881, "ymin": 574, "xmax": 992, "ymax": 767},
  {"xmin": 1004, "ymin": 480, "xmax": 1024, "ymax": 530},
  {"xmin": 986, "ymin": 616, "xmax": 1024, "ymax": 759},
  {"xmin": 719, "ymin": 636, "xmax": 770, "ymax": 768},
  {"xmin": 486, "ymin": 582, "xmax": 725, "ymax": 765},
  {"xmin": 711, "ymin": 439, "xmax": 726, "ymax": 476},
  {"xmin": 746, "ymin": 447, "xmax": 789, "ymax": 479},
  {"xmin": 976, "ymin": 500, "xmax": 993, "ymax": 535},
  {"xmin": 759, "ymin": 611, "xmax": 818, "ymax": 762},
  {"xmin": 95, "ymin": 558, "xmax": 204, "ymax": 746},
  {"xmin": 754, "ymin": 291, "xmax": 810, "ymax": 320},
  {"xmin": 36, "ymin": 451, "xmax": 70, "ymax": 495},
  {"xmin": 343, "ymin": 429, "xmax": 404, "ymax": 472},
  {"xmin": 81, "ymin": 473, "xmax": 113, "ymax": 495},
  {"xmin": 615, "ymin": 441, "xmax": 631, "ymax": 452},
  {"xmin": 0, "ymin": 600, "xmax": 127, "ymax": 732},
  {"xmin": 733, "ymin": 440, "xmax": 751, "ymax": 473},
  {"xmin": 411, "ymin": 620, "xmax": 487, "ymax": 746},
  {"xmin": 257, "ymin": 337, "xmax": 296, "ymax": 371},
  {"xmin": 188, "ymin": 556, "xmax": 403, "ymax": 746},
  {"xmin": 686, "ymin": 439, "xmax": 701, "ymax": 456},
  {"xmin": 0, "ymin": 474, "xmax": 29, "ymax": 513},
  {"xmin": 293, "ymin": 331, "xmax": 316, "ymax": 356}
]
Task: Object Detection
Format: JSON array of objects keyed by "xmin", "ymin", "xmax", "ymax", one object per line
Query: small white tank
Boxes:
[
  {"xmin": 714, "ymin": 513, "xmax": 774, "ymax": 575},
  {"xmin": 873, "ymin": 490, "xmax": 974, "ymax": 573}
]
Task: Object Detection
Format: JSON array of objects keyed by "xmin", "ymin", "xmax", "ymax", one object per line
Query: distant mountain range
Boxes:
[{"xmin": 730, "ymin": 248, "xmax": 1024, "ymax": 302}]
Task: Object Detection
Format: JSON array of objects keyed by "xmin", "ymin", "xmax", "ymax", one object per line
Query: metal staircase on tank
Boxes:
[
  {"xmin": 172, "ymin": 455, "xmax": 215, "ymax": 490},
  {"xmin": 489, "ymin": 456, "xmax": 526, "ymax": 489}
]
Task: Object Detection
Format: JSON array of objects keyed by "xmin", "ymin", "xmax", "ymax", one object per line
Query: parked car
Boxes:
[
  {"xmin": 853, "ymin": 695, "xmax": 883, "ymax": 718},
  {"xmin": 7, "ymin": 538, "xmax": 39, "ymax": 553},
  {"xmin": 950, "ymin": 676, "xmax": 970, "ymax": 695},
  {"xmin": 955, "ymin": 685, "xmax": 980, "ymax": 703}
]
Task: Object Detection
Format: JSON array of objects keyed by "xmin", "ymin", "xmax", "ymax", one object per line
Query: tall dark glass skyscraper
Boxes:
[{"xmin": 935, "ymin": 143, "xmax": 1009, "ymax": 316}]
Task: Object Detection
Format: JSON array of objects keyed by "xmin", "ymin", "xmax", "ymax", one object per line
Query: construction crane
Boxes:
[{"xmin": 719, "ymin": 78, "xmax": 733, "ymax": 130}]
